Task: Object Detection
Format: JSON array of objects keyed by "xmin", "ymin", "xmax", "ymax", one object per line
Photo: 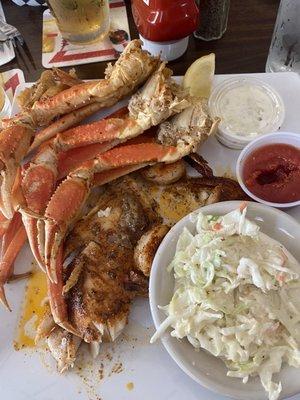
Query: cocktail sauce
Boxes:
[{"xmin": 243, "ymin": 143, "xmax": 300, "ymax": 203}]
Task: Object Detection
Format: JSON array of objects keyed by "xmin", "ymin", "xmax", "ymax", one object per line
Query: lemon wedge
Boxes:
[{"xmin": 183, "ymin": 53, "xmax": 215, "ymax": 98}]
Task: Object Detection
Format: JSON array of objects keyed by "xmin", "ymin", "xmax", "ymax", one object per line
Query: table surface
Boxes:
[{"xmin": 0, "ymin": 0, "xmax": 280, "ymax": 81}]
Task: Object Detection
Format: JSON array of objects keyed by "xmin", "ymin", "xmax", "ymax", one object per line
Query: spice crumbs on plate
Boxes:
[{"xmin": 126, "ymin": 382, "xmax": 134, "ymax": 391}]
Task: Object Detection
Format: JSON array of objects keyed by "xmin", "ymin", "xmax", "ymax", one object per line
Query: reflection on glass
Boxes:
[{"xmin": 266, "ymin": 0, "xmax": 300, "ymax": 73}]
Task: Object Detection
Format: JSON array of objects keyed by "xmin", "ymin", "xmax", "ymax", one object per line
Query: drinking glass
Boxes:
[
  {"xmin": 266, "ymin": 0, "xmax": 300, "ymax": 73},
  {"xmin": 194, "ymin": 0, "xmax": 230, "ymax": 41},
  {"xmin": 47, "ymin": 0, "xmax": 110, "ymax": 44}
]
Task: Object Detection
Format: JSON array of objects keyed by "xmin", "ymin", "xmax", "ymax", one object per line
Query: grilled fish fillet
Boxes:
[
  {"xmin": 64, "ymin": 190, "xmax": 152, "ymax": 344},
  {"xmin": 43, "ymin": 166, "xmax": 248, "ymax": 370}
]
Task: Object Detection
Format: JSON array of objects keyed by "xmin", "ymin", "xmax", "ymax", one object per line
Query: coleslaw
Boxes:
[{"xmin": 151, "ymin": 204, "xmax": 300, "ymax": 400}]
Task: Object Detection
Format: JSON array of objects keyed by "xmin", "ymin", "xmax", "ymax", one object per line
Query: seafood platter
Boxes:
[{"xmin": 0, "ymin": 40, "xmax": 299, "ymax": 400}]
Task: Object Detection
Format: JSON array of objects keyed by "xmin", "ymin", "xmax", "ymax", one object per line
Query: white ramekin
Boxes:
[{"xmin": 236, "ymin": 131, "xmax": 300, "ymax": 208}]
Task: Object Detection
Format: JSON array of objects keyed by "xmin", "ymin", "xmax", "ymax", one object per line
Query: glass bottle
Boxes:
[{"xmin": 194, "ymin": 0, "xmax": 230, "ymax": 41}]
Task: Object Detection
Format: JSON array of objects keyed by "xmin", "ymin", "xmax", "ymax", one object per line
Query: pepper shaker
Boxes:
[{"xmin": 194, "ymin": 0, "xmax": 230, "ymax": 41}]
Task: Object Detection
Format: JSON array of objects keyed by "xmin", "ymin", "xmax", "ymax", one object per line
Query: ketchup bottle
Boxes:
[{"xmin": 132, "ymin": 0, "xmax": 199, "ymax": 61}]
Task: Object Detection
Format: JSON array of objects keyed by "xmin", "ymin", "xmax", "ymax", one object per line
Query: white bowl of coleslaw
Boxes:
[{"xmin": 149, "ymin": 201, "xmax": 300, "ymax": 400}]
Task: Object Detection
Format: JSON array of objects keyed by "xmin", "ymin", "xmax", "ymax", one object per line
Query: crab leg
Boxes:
[
  {"xmin": 47, "ymin": 245, "xmax": 78, "ymax": 334},
  {"xmin": 52, "ymin": 61, "xmax": 187, "ymax": 155},
  {"xmin": 0, "ymin": 41, "xmax": 158, "ymax": 218},
  {"xmin": 55, "ymin": 107, "xmax": 129, "ymax": 178},
  {"xmin": 44, "ymin": 101, "xmax": 219, "ymax": 335},
  {"xmin": 44, "ymin": 141, "xmax": 180, "ymax": 283},
  {"xmin": 44, "ymin": 173, "xmax": 92, "ymax": 282},
  {"xmin": 2, "ymin": 40, "xmax": 157, "ymax": 131},
  {"xmin": 0, "ymin": 211, "xmax": 10, "ymax": 238},
  {"xmin": 57, "ymin": 129, "xmax": 158, "ymax": 179},
  {"xmin": 0, "ymin": 125, "xmax": 34, "ymax": 218},
  {"xmin": 43, "ymin": 65, "xmax": 189, "ymax": 281},
  {"xmin": 29, "ymin": 105, "xmax": 129, "ymax": 153},
  {"xmin": 57, "ymin": 142, "xmax": 120, "ymax": 180},
  {"xmin": 1, "ymin": 212, "xmax": 23, "ymax": 258},
  {"xmin": 18, "ymin": 145, "xmax": 58, "ymax": 271},
  {"xmin": 30, "ymin": 40, "xmax": 159, "ymax": 127},
  {"xmin": 43, "ymin": 140, "xmax": 184, "ymax": 331},
  {"xmin": 18, "ymin": 112, "xmax": 137, "ymax": 272},
  {"xmin": 0, "ymin": 220, "xmax": 27, "ymax": 310},
  {"xmin": 29, "ymin": 102, "xmax": 105, "ymax": 152},
  {"xmin": 17, "ymin": 63, "xmax": 188, "ymax": 280},
  {"xmin": 93, "ymin": 164, "xmax": 149, "ymax": 187}
]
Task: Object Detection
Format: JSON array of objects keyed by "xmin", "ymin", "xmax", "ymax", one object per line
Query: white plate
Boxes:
[
  {"xmin": 1, "ymin": 73, "xmax": 299, "ymax": 400},
  {"xmin": 150, "ymin": 201, "xmax": 300, "ymax": 400}
]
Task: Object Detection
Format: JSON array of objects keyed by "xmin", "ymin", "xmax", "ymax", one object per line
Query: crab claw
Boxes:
[
  {"xmin": 44, "ymin": 171, "xmax": 92, "ymax": 282},
  {"xmin": 0, "ymin": 125, "xmax": 33, "ymax": 218},
  {"xmin": 19, "ymin": 145, "xmax": 58, "ymax": 271}
]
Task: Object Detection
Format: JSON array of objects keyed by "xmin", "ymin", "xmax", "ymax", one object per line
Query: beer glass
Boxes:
[{"xmin": 47, "ymin": 0, "xmax": 110, "ymax": 44}]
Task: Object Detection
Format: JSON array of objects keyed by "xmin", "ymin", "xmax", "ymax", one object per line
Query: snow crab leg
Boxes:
[
  {"xmin": 44, "ymin": 102, "xmax": 219, "ymax": 331},
  {"xmin": 19, "ymin": 63, "xmax": 189, "ymax": 281},
  {"xmin": 0, "ymin": 40, "xmax": 158, "ymax": 219},
  {"xmin": 0, "ymin": 125, "xmax": 33, "ymax": 219},
  {"xmin": 0, "ymin": 213, "xmax": 27, "ymax": 310},
  {"xmin": 29, "ymin": 40, "xmax": 159, "ymax": 128}
]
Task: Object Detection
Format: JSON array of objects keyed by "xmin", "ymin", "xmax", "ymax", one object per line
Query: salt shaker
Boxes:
[{"xmin": 194, "ymin": 0, "xmax": 230, "ymax": 41}]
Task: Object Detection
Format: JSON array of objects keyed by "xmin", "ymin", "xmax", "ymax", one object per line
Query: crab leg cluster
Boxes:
[
  {"xmin": 42, "ymin": 100, "xmax": 218, "ymax": 331},
  {"xmin": 0, "ymin": 40, "xmax": 159, "ymax": 220},
  {"xmin": 0, "ymin": 40, "xmax": 159, "ymax": 308},
  {"xmin": 0, "ymin": 40, "xmax": 220, "ymax": 357},
  {"xmin": 19, "ymin": 63, "xmax": 189, "ymax": 284}
]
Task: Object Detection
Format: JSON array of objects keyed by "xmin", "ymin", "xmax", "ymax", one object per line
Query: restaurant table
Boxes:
[{"xmin": 0, "ymin": 0, "xmax": 280, "ymax": 81}]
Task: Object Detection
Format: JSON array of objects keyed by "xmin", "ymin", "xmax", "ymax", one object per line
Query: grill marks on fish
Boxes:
[{"xmin": 65, "ymin": 191, "xmax": 151, "ymax": 343}]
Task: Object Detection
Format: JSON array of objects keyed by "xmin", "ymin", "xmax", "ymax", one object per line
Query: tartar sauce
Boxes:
[
  {"xmin": 219, "ymin": 84, "xmax": 276, "ymax": 137},
  {"xmin": 209, "ymin": 78, "xmax": 285, "ymax": 149}
]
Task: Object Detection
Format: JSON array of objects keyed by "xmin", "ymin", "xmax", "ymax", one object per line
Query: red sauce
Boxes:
[
  {"xmin": 242, "ymin": 143, "xmax": 300, "ymax": 204},
  {"xmin": 132, "ymin": 0, "xmax": 199, "ymax": 42}
]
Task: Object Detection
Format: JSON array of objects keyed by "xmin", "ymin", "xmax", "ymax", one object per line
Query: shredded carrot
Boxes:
[
  {"xmin": 276, "ymin": 273, "xmax": 286, "ymax": 283},
  {"xmin": 213, "ymin": 222, "xmax": 222, "ymax": 231},
  {"xmin": 239, "ymin": 201, "xmax": 248, "ymax": 212}
]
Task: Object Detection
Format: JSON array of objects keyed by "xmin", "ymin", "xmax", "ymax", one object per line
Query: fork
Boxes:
[
  {"xmin": 11, "ymin": 34, "xmax": 37, "ymax": 72},
  {"xmin": 0, "ymin": 20, "xmax": 36, "ymax": 71}
]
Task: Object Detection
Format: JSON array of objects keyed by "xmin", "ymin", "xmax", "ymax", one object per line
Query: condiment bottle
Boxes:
[{"xmin": 132, "ymin": 0, "xmax": 199, "ymax": 61}]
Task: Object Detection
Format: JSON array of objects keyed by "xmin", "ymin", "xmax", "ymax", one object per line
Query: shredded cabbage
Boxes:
[{"xmin": 151, "ymin": 205, "xmax": 300, "ymax": 400}]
